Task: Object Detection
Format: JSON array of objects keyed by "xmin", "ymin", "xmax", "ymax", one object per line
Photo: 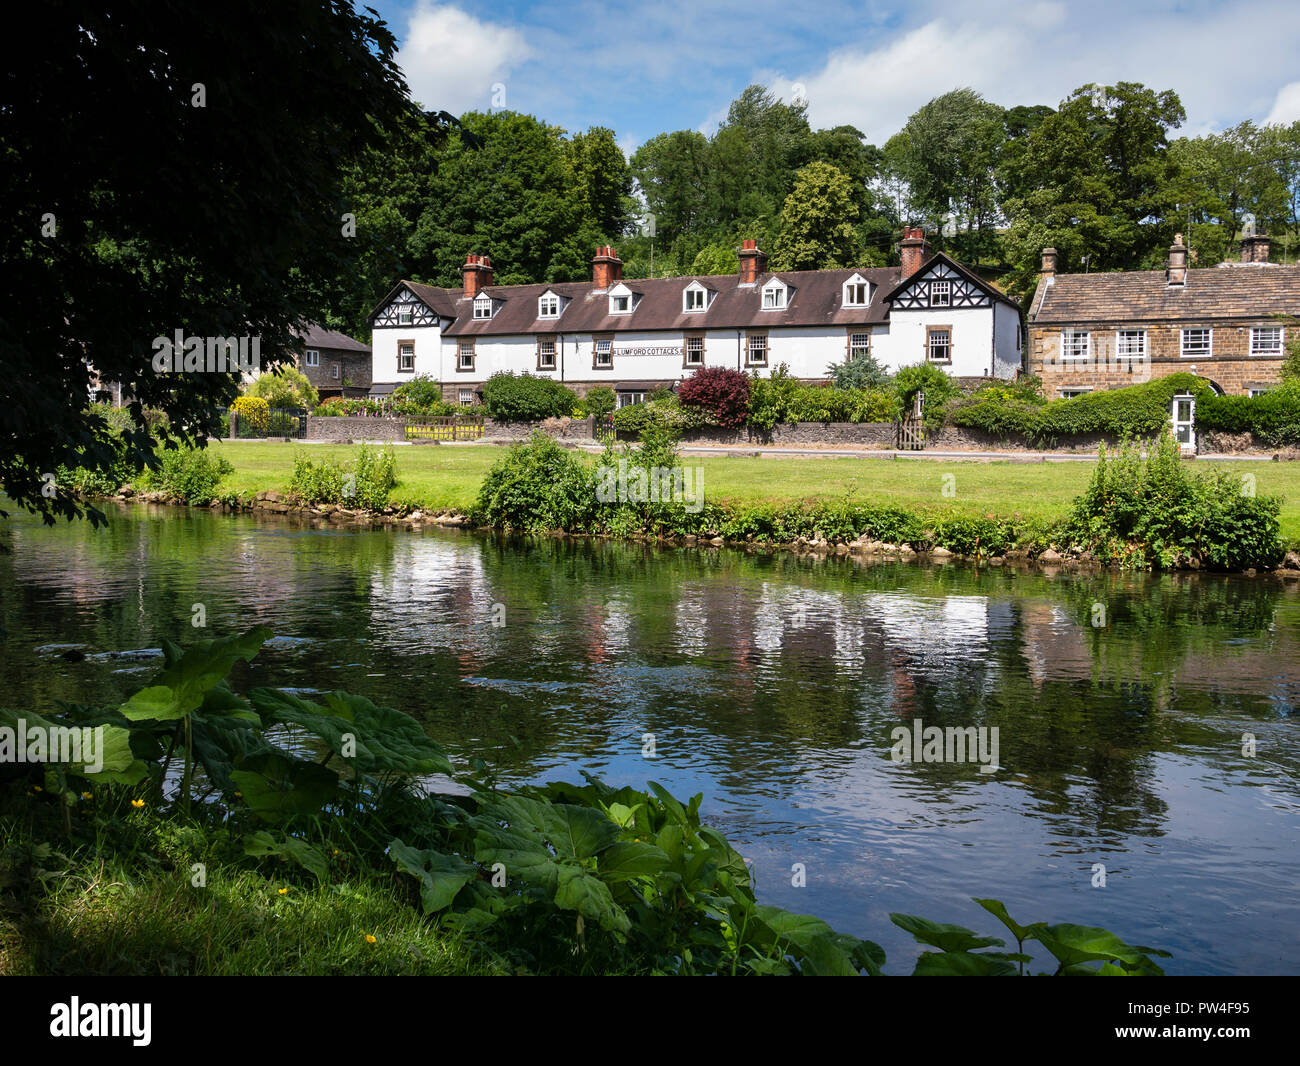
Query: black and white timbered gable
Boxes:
[
  {"xmin": 370, "ymin": 284, "xmax": 443, "ymax": 328},
  {"xmin": 885, "ymin": 253, "xmax": 1012, "ymax": 312}
]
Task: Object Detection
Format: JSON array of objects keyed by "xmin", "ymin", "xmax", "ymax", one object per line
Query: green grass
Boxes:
[
  {"xmin": 0, "ymin": 799, "xmax": 493, "ymax": 976},
  {"xmin": 207, "ymin": 441, "xmax": 1300, "ymax": 542}
]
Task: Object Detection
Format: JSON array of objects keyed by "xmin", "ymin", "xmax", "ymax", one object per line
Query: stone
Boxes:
[
  {"xmin": 930, "ymin": 546, "xmax": 953, "ymax": 558},
  {"xmin": 1039, "ymin": 548, "xmax": 1062, "ymax": 563},
  {"xmin": 1284, "ymin": 551, "xmax": 1300, "ymax": 569}
]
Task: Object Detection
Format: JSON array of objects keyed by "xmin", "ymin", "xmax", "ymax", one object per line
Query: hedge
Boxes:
[{"xmin": 1195, "ymin": 382, "xmax": 1300, "ymax": 447}]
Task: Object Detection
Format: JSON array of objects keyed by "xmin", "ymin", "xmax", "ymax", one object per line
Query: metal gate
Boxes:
[{"xmin": 594, "ymin": 416, "xmax": 617, "ymax": 446}]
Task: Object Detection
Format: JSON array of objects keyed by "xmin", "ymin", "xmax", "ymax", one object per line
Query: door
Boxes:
[{"xmin": 1172, "ymin": 394, "xmax": 1195, "ymax": 453}]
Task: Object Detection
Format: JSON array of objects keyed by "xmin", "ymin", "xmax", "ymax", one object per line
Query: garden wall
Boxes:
[
  {"xmin": 484, "ymin": 417, "xmax": 595, "ymax": 442},
  {"xmin": 304, "ymin": 416, "xmax": 407, "ymax": 442}
]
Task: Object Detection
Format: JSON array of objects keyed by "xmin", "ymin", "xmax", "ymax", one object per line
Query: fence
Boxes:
[
  {"xmin": 896, "ymin": 416, "xmax": 925, "ymax": 451},
  {"xmin": 231, "ymin": 407, "xmax": 307, "ymax": 439},
  {"xmin": 594, "ymin": 416, "xmax": 617, "ymax": 446},
  {"xmin": 404, "ymin": 416, "xmax": 486, "ymax": 442}
]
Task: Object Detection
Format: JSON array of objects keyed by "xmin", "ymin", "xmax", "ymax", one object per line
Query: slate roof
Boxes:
[
  {"xmin": 1030, "ymin": 264, "xmax": 1300, "ymax": 325},
  {"xmin": 295, "ymin": 322, "xmax": 371, "ymax": 352},
  {"xmin": 392, "ymin": 268, "xmax": 903, "ymax": 337}
]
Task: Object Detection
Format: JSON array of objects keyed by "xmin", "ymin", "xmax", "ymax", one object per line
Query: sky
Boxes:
[{"xmin": 368, "ymin": 0, "xmax": 1300, "ymax": 156}]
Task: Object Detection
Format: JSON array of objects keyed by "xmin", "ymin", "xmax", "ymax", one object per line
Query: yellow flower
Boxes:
[
  {"xmin": 131, "ymin": 798, "xmax": 145, "ymax": 809},
  {"xmin": 333, "ymin": 849, "xmax": 339, "ymax": 856},
  {"xmin": 278, "ymin": 888, "xmax": 289, "ymax": 895},
  {"xmin": 33, "ymin": 785, "xmax": 43, "ymax": 792},
  {"xmin": 81, "ymin": 791, "xmax": 92, "ymax": 800},
  {"xmin": 365, "ymin": 934, "xmax": 377, "ymax": 944},
  {"xmin": 234, "ymin": 791, "xmax": 242, "ymax": 797}
]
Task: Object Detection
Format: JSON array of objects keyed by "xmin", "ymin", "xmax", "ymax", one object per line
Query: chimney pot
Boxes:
[
  {"xmin": 462, "ymin": 252, "xmax": 494, "ymax": 298},
  {"xmin": 1040, "ymin": 247, "xmax": 1058, "ymax": 277},
  {"xmin": 1240, "ymin": 233, "xmax": 1271, "ymax": 264},
  {"xmin": 1166, "ymin": 234, "xmax": 1188, "ymax": 287},
  {"xmin": 900, "ymin": 228, "xmax": 933, "ymax": 280},
  {"xmin": 737, "ymin": 239, "xmax": 768, "ymax": 284},
  {"xmin": 592, "ymin": 245, "xmax": 623, "ymax": 290}
]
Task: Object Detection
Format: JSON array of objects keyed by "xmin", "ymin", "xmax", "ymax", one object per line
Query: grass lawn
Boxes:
[{"xmin": 208, "ymin": 440, "xmax": 1300, "ymax": 541}]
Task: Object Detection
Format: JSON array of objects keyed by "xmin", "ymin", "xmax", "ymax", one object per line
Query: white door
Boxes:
[{"xmin": 1172, "ymin": 394, "xmax": 1196, "ymax": 453}]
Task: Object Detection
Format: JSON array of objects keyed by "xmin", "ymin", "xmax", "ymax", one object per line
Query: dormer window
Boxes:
[
  {"xmin": 761, "ymin": 279, "xmax": 787, "ymax": 310},
  {"xmin": 473, "ymin": 293, "xmax": 493, "ymax": 319},
  {"xmin": 683, "ymin": 281, "xmax": 710, "ymax": 313},
  {"xmin": 397, "ymin": 308, "xmax": 413, "ymax": 326},
  {"xmin": 608, "ymin": 282, "xmax": 634, "ymax": 315},
  {"xmin": 538, "ymin": 292, "xmax": 561, "ymax": 319},
  {"xmin": 842, "ymin": 275, "xmax": 870, "ymax": 307}
]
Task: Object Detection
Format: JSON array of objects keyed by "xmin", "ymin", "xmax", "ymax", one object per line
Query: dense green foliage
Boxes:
[
  {"xmin": 1, "ymin": 627, "xmax": 1169, "ymax": 975},
  {"xmin": 289, "ymin": 445, "xmax": 398, "ymax": 510},
  {"xmin": 1197, "ymin": 382, "xmax": 1300, "ymax": 447},
  {"xmin": 471, "ymin": 433, "xmax": 596, "ymax": 532},
  {"xmin": 140, "ymin": 448, "xmax": 234, "ymax": 505},
  {"xmin": 388, "ymin": 375, "xmax": 458, "ymax": 416},
  {"xmin": 1064, "ymin": 435, "xmax": 1282, "ymax": 569},
  {"xmin": 578, "ymin": 386, "xmax": 617, "ymax": 420},
  {"xmin": 481, "ymin": 372, "xmax": 578, "ymax": 422},
  {"xmin": 677, "ymin": 367, "xmax": 752, "ymax": 428},
  {"xmin": 247, "ymin": 366, "xmax": 319, "ymax": 410}
]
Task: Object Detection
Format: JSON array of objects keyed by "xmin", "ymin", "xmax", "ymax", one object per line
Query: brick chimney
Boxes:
[
  {"xmin": 737, "ymin": 239, "xmax": 769, "ymax": 285},
  {"xmin": 461, "ymin": 253, "xmax": 493, "ymax": 299},
  {"xmin": 1166, "ymin": 234, "xmax": 1188, "ymax": 287},
  {"xmin": 1040, "ymin": 247, "xmax": 1057, "ymax": 278},
  {"xmin": 900, "ymin": 227, "xmax": 933, "ymax": 279},
  {"xmin": 592, "ymin": 245, "xmax": 623, "ymax": 290},
  {"xmin": 1240, "ymin": 232, "xmax": 1271, "ymax": 263}
]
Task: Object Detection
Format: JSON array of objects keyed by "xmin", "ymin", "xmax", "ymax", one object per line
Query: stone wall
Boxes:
[
  {"xmin": 304, "ymin": 416, "xmax": 407, "ymax": 442},
  {"xmin": 483, "ymin": 417, "xmax": 595, "ymax": 442}
]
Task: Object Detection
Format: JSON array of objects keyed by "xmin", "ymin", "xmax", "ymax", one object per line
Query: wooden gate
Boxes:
[{"xmin": 897, "ymin": 415, "xmax": 926, "ymax": 450}]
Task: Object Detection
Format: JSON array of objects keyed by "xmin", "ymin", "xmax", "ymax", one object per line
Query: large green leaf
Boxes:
[
  {"xmin": 389, "ymin": 838, "xmax": 478, "ymax": 914},
  {"xmin": 119, "ymin": 626, "xmax": 272, "ymax": 721},
  {"xmin": 912, "ymin": 950, "xmax": 1020, "ymax": 976},
  {"xmin": 230, "ymin": 753, "xmax": 339, "ymax": 823},
  {"xmin": 0, "ymin": 708, "xmax": 145, "ymax": 783},
  {"xmin": 597, "ymin": 840, "xmax": 671, "ymax": 881},
  {"xmin": 481, "ymin": 795, "xmax": 621, "ymax": 860},
  {"xmin": 243, "ymin": 830, "xmax": 328, "ymax": 882},
  {"xmin": 972, "ymin": 897, "xmax": 1037, "ymax": 943},
  {"xmin": 890, "ymin": 913, "xmax": 1005, "ymax": 953},
  {"xmin": 554, "ymin": 863, "xmax": 631, "ymax": 933},
  {"xmin": 249, "ymin": 688, "xmax": 452, "ymax": 776},
  {"xmin": 1029, "ymin": 923, "xmax": 1166, "ymax": 975}
]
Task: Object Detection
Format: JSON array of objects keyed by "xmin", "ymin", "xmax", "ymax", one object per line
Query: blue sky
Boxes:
[{"xmin": 365, "ymin": 0, "xmax": 1300, "ymax": 155}]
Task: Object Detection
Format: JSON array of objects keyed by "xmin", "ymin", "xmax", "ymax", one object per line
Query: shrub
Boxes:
[
  {"xmin": 289, "ymin": 446, "xmax": 398, "ymax": 509},
  {"xmin": 610, "ymin": 395, "xmax": 714, "ymax": 436},
  {"xmin": 231, "ymin": 396, "xmax": 270, "ymax": 433},
  {"xmin": 827, "ymin": 350, "xmax": 890, "ymax": 389},
  {"xmin": 352, "ymin": 446, "xmax": 398, "ymax": 510},
  {"xmin": 1196, "ymin": 382, "xmax": 1300, "ymax": 447},
  {"xmin": 313, "ymin": 398, "xmax": 387, "ymax": 417},
  {"xmin": 142, "ymin": 447, "xmax": 233, "ymax": 505},
  {"xmin": 391, "ymin": 374, "xmax": 442, "ymax": 409},
  {"xmin": 247, "ymin": 366, "xmax": 318, "ymax": 410},
  {"xmin": 1063, "ymin": 434, "xmax": 1282, "ymax": 570},
  {"xmin": 481, "ymin": 372, "xmax": 578, "ymax": 422},
  {"xmin": 581, "ymin": 386, "xmax": 617, "ymax": 420},
  {"xmin": 678, "ymin": 367, "xmax": 751, "ymax": 428},
  {"xmin": 471, "ymin": 432, "xmax": 595, "ymax": 531},
  {"xmin": 894, "ymin": 363, "xmax": 961, "ymax": 432}
]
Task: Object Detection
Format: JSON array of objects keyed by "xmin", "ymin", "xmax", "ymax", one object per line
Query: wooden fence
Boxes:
[{"xmin": 404, "ymin": 416, "xmax": 486, "ymax": 441}]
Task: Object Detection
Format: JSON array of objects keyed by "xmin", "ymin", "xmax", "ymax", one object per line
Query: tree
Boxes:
[
  {"xmin": 566, "ymin": 126, "xmax": 635, "ymax": 240},
  {"xmin": 1000, "ymin": 82, "xmax": 1187, "ymax": 294},
  {"xmin": 630, "ymin": 130, "xmax": 712, "ymax": 246},
  {"xmin": 247, "ymin": 367, "xmax": 319, "ymax": 410},
  {"xmin": 2, "ymin": 1, "xmax": 416, "ymax": 525},
  {"xmin": 884, "ymin": 89, "xmax": 1005, "ymax": 260},
  {"xmin": 771, "ymin": 162, "xmax": 860, "ymax": 270}
]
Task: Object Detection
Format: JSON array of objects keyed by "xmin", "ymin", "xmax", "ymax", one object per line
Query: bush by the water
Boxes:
[
  {"xmin": 289, "ymin": 445, "xmax": 398, "ymax": 510},
  {"xmin": 0, "ymin": 626, "xmax": 1170, "ymax": 975},
  {"xmin": 481, "ymin": 372, "xmax": 577, "ymax": 422},
  {"xmin": 471, "ymin": 431, "xmax": 595, "ymax": 531},
  {"xmin": 1063, "ymin": 434, "xmax": 1282, "ymax": 569},
  {"xmin": 139, "ymin": 447, "xmax": 233, "ymax": 505}
]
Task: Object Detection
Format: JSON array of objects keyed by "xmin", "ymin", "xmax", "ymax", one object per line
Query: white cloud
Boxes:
[
  {"xmin": 774, "ymin": 1, "xmax": 1300, "ymax": 142},
  {"xmin": 397, "ymin": 3, "xmax": 533, "ymax": 115},
  {"xmin": 1265, "ymin": 81, "xmax": 1300, "ymax": 126}
]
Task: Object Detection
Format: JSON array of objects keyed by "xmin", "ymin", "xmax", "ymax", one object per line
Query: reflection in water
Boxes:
[{"xmin": 2, "ymin": 502, "xmax": 1298, "ymax": 974}]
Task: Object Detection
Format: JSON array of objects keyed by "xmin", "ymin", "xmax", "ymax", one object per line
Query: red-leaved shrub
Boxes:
[{"xmin": 678, "ymin": 367, "xmax": 751, "ymax": 428}]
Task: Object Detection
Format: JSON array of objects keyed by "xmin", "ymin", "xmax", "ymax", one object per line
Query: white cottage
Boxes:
[{"xmin": 367, "ymin": 231, "xmax": 1023, "ymax": 407}]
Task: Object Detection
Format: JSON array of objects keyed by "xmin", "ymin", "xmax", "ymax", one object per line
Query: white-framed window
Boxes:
[
  {"xmin": 684, "ymin": 335, "xmax": 704, "ymax": 366},
  {"xmin": 684, "ymin": 284, "xmax": 707, "ymax": 312},
  {"xmin": 537, "ymin": 337, "xmax": 556, "ymax": 369},
  {"xmin": 1181, "ymin": 328, "xmax": 1212, "ymax": 357},
  {"xmin": 1116, "ymin": 330, "xmax": 1146, "ymax": 360},
  {"xmin": 331, "ymin": 363, "xmax": 340, "ymax": 380},
  {"xmin": 538, "ymin": 293, "xmax": 560, "ymax": 319},
  {"xmin": 1248, "ymin": 387, "xmax": 1271, "ymax": 397},
  {"xmin": 1061, "ymin": 329, "xmax": 1090, "ymax": 361},
  {"xmin": 931, "ymin": 279, "xmax": 952, "ymax": 307},
  {"xmin": 305, "ymin": 349, "xmax": 319, "ymax": 367},
  {"xmin": 458, "ymin": 388, "xmax": 475, "ymax": 406},
  {"xmin": 926, "ymin": 327, "xmax": 951, "ymax": 363},
  {"xmin": 457, "ymin": 340, "xmax": 474, "ymax": 370},
  {"xmin": 1059, "ymin": 387, "xmax": 1093, "ymax": 399},
  {"xmin": 761, "ymin": 280, "xmax": 787, "ymax": 310},
  {"xmin": 1251, "ymin": 326, "xmax": 1283, "ymax": 356},
  {"xmin": 843, "ymin": 276, "xmax": 869, "ymax": 307},
  {"xmin": 611, "ymin": 294, "xmax": 630, "ymax": 313},
  {"xmin": 473, "ymin": 293, "xmax": 493, "ymax": 319},
  {"xmin": 849, "ymin": 332, "xmax": 871, "ymax": 361},
  {"xmin": 746, "ymin": 333, "xmax": 768, "ymax": 366},
  {"xmin": 398, "ymin": 342, "xmax": 415, "ymax": 372},
  {"xmin": 397, "ymin": 308, "xmax": 413, "ymax": 326},
  {"xmin": 617, "ymin": 391, "xmax": 646, "ymax": 408},
  {"xmin": 594, "ymin": 338, "xmax": 613, "ymax": 367}
]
